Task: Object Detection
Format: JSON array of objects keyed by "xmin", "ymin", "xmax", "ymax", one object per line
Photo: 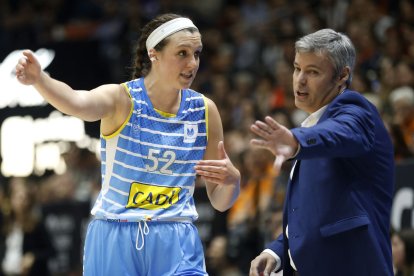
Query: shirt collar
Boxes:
[{"xmin": 301, "ymin": 105, "xmax": 328, "ymax": 127}]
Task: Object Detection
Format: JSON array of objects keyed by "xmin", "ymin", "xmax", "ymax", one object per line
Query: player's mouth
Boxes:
[{"xmin": 181, "ymin": 72, "xmax": 194, "ymax": 79}]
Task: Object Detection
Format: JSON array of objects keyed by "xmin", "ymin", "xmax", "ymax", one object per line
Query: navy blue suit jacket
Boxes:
[{"xmin": 267, "ymin": 90, "xmax": 394, "ymax": 275}]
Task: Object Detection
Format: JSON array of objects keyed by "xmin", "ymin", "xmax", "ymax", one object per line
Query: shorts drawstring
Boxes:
[{"xmin": 135, "ymin": 220, "xmax": 150, "ymax": 250}]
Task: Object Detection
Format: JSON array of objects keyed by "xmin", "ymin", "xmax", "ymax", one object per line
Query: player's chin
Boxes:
[{"xmin": 179, "ymin": 76, "xmax": 195, "ymax": 89}]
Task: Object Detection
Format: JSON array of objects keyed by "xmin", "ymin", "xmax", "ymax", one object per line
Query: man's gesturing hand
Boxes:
[{"xmin": 250, "ymin": 116, "xmax": 298, "ymax": 175}]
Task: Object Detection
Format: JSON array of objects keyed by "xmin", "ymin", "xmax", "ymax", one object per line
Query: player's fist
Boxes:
[{"xmin": 15, "ymin": 50, "xmax": 42, "ymax": 86}]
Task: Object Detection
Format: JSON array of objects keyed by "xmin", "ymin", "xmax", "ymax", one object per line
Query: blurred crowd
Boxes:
[{"xmin": 1, "ymin": 0, "xmax": 414, "ymax": 275}]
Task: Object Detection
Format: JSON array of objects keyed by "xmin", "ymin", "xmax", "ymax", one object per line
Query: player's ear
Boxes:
[{"xmin": 148, "ymin": 49, "xmax": 157, "ymax": 62}]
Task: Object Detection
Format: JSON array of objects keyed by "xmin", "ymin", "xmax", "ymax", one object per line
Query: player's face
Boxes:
[
  {"xmin": 157, "ymin": 30, "xmax": 202, "ymax": 90},
  {"xmin": 293, "ymin": 52, "xmax": 341, "ymax": 113}
]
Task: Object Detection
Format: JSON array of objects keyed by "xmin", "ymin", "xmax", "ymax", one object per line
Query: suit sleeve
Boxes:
[
  {"xmin": 291, "ymin": 93, "xmax": 377, "ymax": 159},
  {"xmin": 266, "ymin": 233, "xmax": 285, "ymax": 271}
]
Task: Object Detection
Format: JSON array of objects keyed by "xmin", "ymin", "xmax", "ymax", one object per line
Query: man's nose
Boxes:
[{"xmin": 297, "ymin": 71, "xmax": 306, "ymax": 84}]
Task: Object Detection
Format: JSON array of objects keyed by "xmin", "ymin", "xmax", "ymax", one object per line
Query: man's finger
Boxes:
[
  {"xmin": 265, "ymin": 116, "xmax": 281, "ymax": 130},
  {"xmin": 251, "ymin": 124, "xmax": 271, "ymax": 139},
  {"xmin": 250, "ymin": 139, "xmax": 269, "ymax": 149}
]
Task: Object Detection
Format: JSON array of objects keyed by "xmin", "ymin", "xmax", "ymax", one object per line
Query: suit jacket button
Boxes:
[{"xmin": 307, "ymin": 138, "xmax": 316, "ymax": 145}]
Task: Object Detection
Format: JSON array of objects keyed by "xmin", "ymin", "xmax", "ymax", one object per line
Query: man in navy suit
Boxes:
[{"xmin": 249, "ymin": 29, "xmax": 394, "ymax": 276}]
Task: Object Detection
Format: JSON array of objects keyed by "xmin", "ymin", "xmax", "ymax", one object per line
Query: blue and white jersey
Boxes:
[{"xmin": 91, "ymin": 78, "xmax": 208, "ymax": 222}]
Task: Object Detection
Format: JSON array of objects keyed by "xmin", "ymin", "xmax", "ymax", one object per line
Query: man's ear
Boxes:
[{"xmin": 339, "ymin": 67, "xmax": 351, "ymax": 85}]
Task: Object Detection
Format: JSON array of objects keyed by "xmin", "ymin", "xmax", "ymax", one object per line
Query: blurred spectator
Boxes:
[
  {"xmin": 296, "ymin": 2, "xmax": 324, "ymax": 35},
  {"xmin": 0, "ymin": 177, "xmax": 55, "ymax": 276},
  {"xmin": 206, "ymin": 235, "xmax": 243, "ymax": 276},
  {"xmin": 392, "ymin": 229, "xmax": 414, "ymax": 276},
  {"xmin": 193, "ymin": 178, "xmax": 228, "ymax": 252},
  {"xmin": 231, "ymin": 23, "xmax": 261, "ymax": 72},
  {"xmin": 270, "ymin": 60, "xmax": 294, "ymax": 113},
  {"xmin": 40, "ymin": 173, "xmax": 90, "ymax": 276},
  {"xmin": 0, "ymin": 0, "xmax": 36, "ymax": 58},
  {"xmin": 227, "ymin": 148, "xmax": 276, "ymax": 274},
  {"xmin": 253, "ymin": 74, "xmax": 274, "ymax": 118},
  {"xmin": 389, "ymin": 86, "xmax": 414, "ymax": 155},
  {"xmin": 60, "ymin": 143, "xmax": 101, "ymax": 203},
  {"xmin": 386, "ymin": 122, "xmax": 414, "ymax": 162},
  {"xmin": 317, "ymin": 0, "xmax": 349, "ymax": 31},
  {"xmin": 394, "ymin": 61, "xmax": 414, "ymax": 89}
]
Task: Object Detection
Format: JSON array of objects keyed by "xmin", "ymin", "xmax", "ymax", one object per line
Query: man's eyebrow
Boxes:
[{"xmin": 293, "ymin": 62, "xmax": 321, "ymax": 70}]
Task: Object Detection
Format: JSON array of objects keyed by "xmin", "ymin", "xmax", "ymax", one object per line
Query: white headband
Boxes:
[{"xmin": 146, "ymin": 17, "xmax": 198, "ymax": 51}]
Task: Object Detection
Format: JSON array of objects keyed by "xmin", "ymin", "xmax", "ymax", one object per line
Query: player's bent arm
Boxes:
[{"xmin": 203, "ymin": 98, "xmax": 240, "ymax": 212}]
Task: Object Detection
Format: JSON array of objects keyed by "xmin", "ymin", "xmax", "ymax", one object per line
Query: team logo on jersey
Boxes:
[
  {"xmin": 126, "ymin": 182, "xmax": 181, "ymax": 210},
  {"xmin": 184, "ymin": 123, "xmax": 198, "ymax": 143}
]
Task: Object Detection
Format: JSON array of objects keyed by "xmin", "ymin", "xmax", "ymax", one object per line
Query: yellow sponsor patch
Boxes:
[{"xmin": 126, "ymin": 182, "xmax": 181, "ymax": 210}]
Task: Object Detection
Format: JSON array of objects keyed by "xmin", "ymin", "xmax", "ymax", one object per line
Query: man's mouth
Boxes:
[{"xmin": 296, "ymin": 90, "xmax": 308, "ymax": 97}]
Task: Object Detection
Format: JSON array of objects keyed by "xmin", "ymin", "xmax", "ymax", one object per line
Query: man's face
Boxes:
[{"xmin": 293, "ymin": 52, "xmax": 342, "ymax": 113}]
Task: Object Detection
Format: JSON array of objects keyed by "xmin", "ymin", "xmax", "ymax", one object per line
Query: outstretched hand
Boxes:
[
  {"xmin": 250, "ymin": 116, "xmax": 298, "ymax": 175},
  {"xmin": 15, "ymin": 50, "xmax": 42, "ymax": 86},
  {"xmin": 194, "ymin": 141, "xmax": 240, "ymax": 186}
]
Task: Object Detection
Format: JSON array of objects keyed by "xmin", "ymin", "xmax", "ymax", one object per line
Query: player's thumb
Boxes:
[
  {"xmin": 217, "ymin": 141, "xmax": 227, "ymax": 160},
  {"xmin": 22, "ymin": 49, "xmax": 36, "ymax": 63}
]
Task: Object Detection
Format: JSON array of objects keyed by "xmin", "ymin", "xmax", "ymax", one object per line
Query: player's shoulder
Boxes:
[
  {"xmin": 182, "ymin": 88, "xmax": 208, "ymax": 107},
  {"xmin": 184, "ymin": 88, "xmax": 203, "ymax": 97}
]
